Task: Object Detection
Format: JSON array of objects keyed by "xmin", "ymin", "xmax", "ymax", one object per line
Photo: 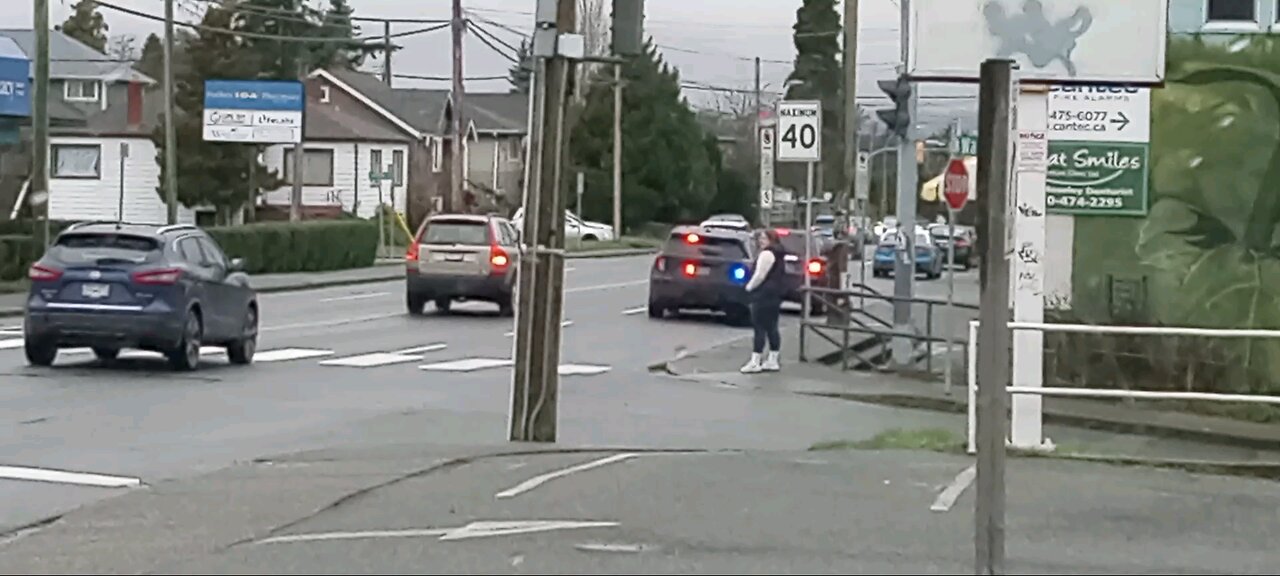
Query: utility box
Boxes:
[{"xmin": 611, "ymin": 0, "xmax": 645, "ymax": 56}]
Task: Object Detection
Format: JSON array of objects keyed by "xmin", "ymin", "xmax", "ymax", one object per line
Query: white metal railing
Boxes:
[{"xmin": 965, "ymin": 320, "xmax": 1280, "ymax": 454}]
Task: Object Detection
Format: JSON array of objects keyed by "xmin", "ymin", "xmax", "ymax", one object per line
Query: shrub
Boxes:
[
  {"xmin": 206, "ymin": 220, "xmax": 379, "ymax": 275},
  {"xmin": 0, "ymin": 235, "xmax": 37, "ymax": 281}
]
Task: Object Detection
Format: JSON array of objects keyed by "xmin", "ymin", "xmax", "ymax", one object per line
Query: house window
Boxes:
[
  {"xmin": 282, "ymin": 148, "xmax": 335, "ymax": 186},
  {"xmin": 370, "ymin": 149, "xmax": 383, "ymax": 181},
  {"xmin": 320, "ymin": 85, "xmax": 331, "ymax": 103},
  {"xmin": 506, "ymin": 137, "xmax": 522, "ymax": 162},
  {"xmin": 63, "ymin": 80, "xmax": 100, "ymax": 102},
  {"xmin": 392, "ymin": 150, "xmax": 405, "ymax": 186},
  {"xmin": 51, "ymin": 144, "xmax": 101, "ymax": 179},
  {"xmin": 1206, "ymin": 0, "xmax": 1256, "ymax": 23}
]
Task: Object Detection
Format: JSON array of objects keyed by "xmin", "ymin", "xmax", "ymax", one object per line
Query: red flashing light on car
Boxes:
[
  {"xmin": 807, "ymin": 259, "xmax": 824, "ymax": 276},
  {"xmin": 685, "ymin": 233, "xmax": 701, "ymax": 244},
  {"xmin": 682, "ymin": 262, "xmax": 698, "ymax": 277}
]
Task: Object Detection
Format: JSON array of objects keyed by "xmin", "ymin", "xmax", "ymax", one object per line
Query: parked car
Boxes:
[
  {"xmin": 871, "ymin": 229, "xmax": 944, "ymax": 279},
  {"xmin": 700, "ymin": 213, "xmax": 751, "ymax": 233},
  {"xmin": 511, "ymin": 208, "xmax": 614, "ymax": 242},
  {"xmin": 928, "ymin": 224, "xmax": 978, "ymax": 270},
  {"xmin": 648, "ymin": 226, "xmax": 756, "ymax": 325},
  {"xmin": 405, "ymin": 214, "xmax": 522, "ymax": 316},
  {"xmin": 23, "ymin": 222, "xmax": 259, "ymax": 371}
]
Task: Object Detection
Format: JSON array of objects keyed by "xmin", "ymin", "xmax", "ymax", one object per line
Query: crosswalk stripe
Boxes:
[
  {"xmin": 252, "ymin": 348, "xmax": 336, "ymax": 362},
  {"xmin": 559, "ymin": 364, "xmax": 612, "ymax": 376},
  {"xmin": 0, "ymin": 338, "xmax": 23, "ymax": 350},
  {"xmin": 420, "ymin": 358, "xmax": 513, "ymax": 372}
]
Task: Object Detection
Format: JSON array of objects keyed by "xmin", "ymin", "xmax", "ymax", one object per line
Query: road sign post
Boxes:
[
  {"xmin": 777, "ymin": 100, "xmax": 821, "ymax": 331},
  {"xmin": 759, "ymin": 126, "xmax": 775, "ymax": 225},
  {"xmin": 943, "ymin": 158, "xmax": 969, "ymax": 397}
]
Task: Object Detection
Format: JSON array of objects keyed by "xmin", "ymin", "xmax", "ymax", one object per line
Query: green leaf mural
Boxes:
[{"xmin": 1136, "ymin": 62, "xmax": 1280, "ymax": 390}]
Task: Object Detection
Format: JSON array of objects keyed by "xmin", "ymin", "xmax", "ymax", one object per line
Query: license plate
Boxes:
[
  {"xmin": 81, "ymin": 283, "xmax": 110, "ymax": 299},
  {"xmin": 444, "ymin": 254, "xmax": 464, "ymax": 262}
]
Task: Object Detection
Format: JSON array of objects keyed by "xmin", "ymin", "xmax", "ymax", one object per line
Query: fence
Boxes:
[{"xmin": 965, "ymin": 320, "xmax": 1280, "ymax": 453}]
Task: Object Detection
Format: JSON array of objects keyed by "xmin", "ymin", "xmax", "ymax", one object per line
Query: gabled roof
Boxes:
[
  {"xmin": 0, "ymin": 29, "xmax": 154, "ymax": 84},
  {"xmin": 306, "ymin": 102, "xmax": 411, "ymax": 142},
  {"xmin": 312, "ymin": 67, "xmax": 448, "ymax": 138},
  {"xmin": 453, "ymin": 92, "xmax": 529, "ymax": 134}
]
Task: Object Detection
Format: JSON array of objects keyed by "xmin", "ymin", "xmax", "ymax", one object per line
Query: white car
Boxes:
[
  {"xmin": 511, "ymin": 208, "xmax": 615, "ymax": 242},
  {"xmin": 700, "ymin": 213, "xmax": 750, "ymax": 232}
]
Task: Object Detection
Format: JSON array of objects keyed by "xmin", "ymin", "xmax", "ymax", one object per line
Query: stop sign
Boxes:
[{"xmin": 943, "ymin": 158, "xmax": 969, "ymax": 211}]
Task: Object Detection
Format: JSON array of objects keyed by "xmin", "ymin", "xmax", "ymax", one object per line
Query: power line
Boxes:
[
  {"xmin": 466, "ymin": 20, "xmax": 519, "ymax": 65},
  {"xmin": 466, "ymin": 19, "xmax": 521, "ymax": 59},
  {"xmin": 94, "ymin": 0, "xmax": 394, "ymax": 44},
  {"xmin": 395, "ymin": 72, "xmax": 508, "ymax": 82}
]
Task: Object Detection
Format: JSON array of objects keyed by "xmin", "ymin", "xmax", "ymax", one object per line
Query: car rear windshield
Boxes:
[
  {"xmin": 424, "ymin": 221, "xmax": 490, "ymax": 245},
  {"xmin": 778, "ymin": 234, "xmax": 815, "ymax": 255},
  {"xmin": 663, "ymin": 235, "xmax": 749, "ymax": 260},
  {"xmin": 52, "ymin": 233, "xmax": 162, "ymax": 264}
]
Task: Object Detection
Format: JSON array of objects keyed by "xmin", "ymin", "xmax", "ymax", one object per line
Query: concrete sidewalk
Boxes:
[
  {"xmin": 657, "ymin": 326, "xmax": 1280, "ymax": 462},
  {"xmin": 1, "ymin": 444, "xmax": 1275, "ymax": 574}
]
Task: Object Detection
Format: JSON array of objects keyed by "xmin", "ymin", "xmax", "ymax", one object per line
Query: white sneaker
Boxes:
[
  {"xmin": 740, "ymin": 353, "xmax": 763, "ymax": 374},
  {"xmin": 761, "ymin": 352, "xmax": 780, "ymax": 372}
]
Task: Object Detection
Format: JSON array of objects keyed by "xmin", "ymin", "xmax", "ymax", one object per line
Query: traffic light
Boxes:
[
  {"xmin": 612, "ymin": 0, "xmax": 645, "ymax": 56},
  {"xmin": 875, "ymin": 75, "xmax": 912, "ymax": 138}
]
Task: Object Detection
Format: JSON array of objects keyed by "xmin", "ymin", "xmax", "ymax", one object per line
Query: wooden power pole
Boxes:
[
  {"xmin": 830, "ymin": 0, "xmax": 859, "ymax": 323},
  {"xmin": 32, "ymin": 0, "xmax": 49, "ymax": 247},
  {"xmin": 509, "ymin": 0, "xmax": 576, "ymax": 443},
  {"xmin": 450, "ymin": 0, "xmax": 466, "ymax": 213},
  {"xmin": 163, "ymin": 0, "xmax": 179, "ymax": 225}
]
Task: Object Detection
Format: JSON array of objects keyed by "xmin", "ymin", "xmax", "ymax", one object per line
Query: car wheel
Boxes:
[
  {"xmin": 648, "ymin": 301, "xmax": 666, "ymax": 319},
  {"xmin": 407, "ymin": 291, "xmax": 427, "ymax": 316},
  {"xmin": 92, "ymin": 346, "xmax": 120, "ymax": 361},
  {"xmin": 582, "ymin": 234, "xmax": 598, "ymax": 242},
  {"xmin": 227, "ymin": 305, "xmax": 258, "ymax": 365},
  {"xmin": 435, "ymin": 298, "xmax": 452, "ymax": 314},
  {"xmin": 498, "ymin": 294, "xmax": 515, "ymax": 317},
  {"xmin": 24, "ymin": 338, "xmax": 57, "ymax": 367},
  {"xmin": 168, "ymin": 310, "xmax": 203, "ymax": 372}
]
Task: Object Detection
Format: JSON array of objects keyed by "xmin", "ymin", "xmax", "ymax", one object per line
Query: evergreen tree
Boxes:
[
  {"xmin": 570, "ymin": 42, "xmax": 718, "ymax": 229},
  {"xmin": 137, "ymin": 34, "xmax": 164, "ymax": 80},
  {"xmin": 56, "ymin": 0, "xmax": 109, "ymax": 53},
  {"xmin": 152, "ymin": 4, "xmax": 280, "ymax": 219},
  {"xmin": 785, "ymin": 0, "xmax": 844, "ymax": 192},
  {"xmin": 509, "ymin": 40, "xmax": 533, "ymax": 94},
  {"xmin": 233, "ymin": 0, "xmax": 321, "ymax": 78},
  {"xmin": 312, "ymin": 0, "xmax": 375, "ymax": 69}
]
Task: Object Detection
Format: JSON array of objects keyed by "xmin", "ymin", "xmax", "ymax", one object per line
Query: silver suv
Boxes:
[{"xmin": 404, "ymin": 214, "xmax": 522, "ymax": 316}]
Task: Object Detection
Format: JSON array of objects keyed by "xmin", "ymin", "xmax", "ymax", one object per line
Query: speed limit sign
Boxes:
[{"xmin": 776, "ymin": 100, "xmax": 821, "ymax": 163}]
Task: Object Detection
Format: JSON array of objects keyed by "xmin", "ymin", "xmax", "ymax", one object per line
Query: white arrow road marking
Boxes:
[
  {"xmin": 930, "ymin": 465, "xmax": 976, "ymax": 513},
  {"xmin": 256, "ymin": 521, "xmax": 618, "ymax": 545},
  {"xmin": 252, "ymin": 348, "xmax": 336, "ymax": 362},
  {"xmin": 319, "ymin": 344, "xmax": 447, "ymax": 367},
  {"xmin": 495, "ymin": 453, "xmax": 638, "ymax": 500},
  {"xmin": 420, "ymin": 357, "xmax": 513, "ymax": 372},
  {"xmin": 0, "ymin": 466, "xmax": 142, "ymax": 488}
]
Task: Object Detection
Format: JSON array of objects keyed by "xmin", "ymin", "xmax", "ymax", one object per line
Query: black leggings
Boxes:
[{"xmin": 751, "ymin": 296, "xmax": 782, "ymax": 354}]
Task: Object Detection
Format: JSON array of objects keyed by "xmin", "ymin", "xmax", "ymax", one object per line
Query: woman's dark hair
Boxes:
[{"xmin": 759, "ymin": 229, "xmax": 782, "ymax": 247}]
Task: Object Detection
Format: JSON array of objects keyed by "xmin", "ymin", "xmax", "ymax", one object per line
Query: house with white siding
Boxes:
[{"xmin": 0, "ymin": 29, "xmax": 195, "ymax": 225}]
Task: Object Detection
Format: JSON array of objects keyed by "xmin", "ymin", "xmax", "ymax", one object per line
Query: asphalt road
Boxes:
[{"xmin": 0, "ymin": 254, "xmax": 980, "ymax": 535}]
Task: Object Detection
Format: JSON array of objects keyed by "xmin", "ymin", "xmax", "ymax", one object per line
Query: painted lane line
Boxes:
[
  {"xmin": 565, "ymin": 279, "xmax": 646, "ymax": 294},
  {"xmin": 559, "ymin": 363, "xmax": 612, "ymax": 376},
  {"xmin": 930, "ymin": 465, "xmax": 977, "ymax": 513},
  {"xmin": 263, "ymin": 312, "xmax": 403, "ymax": 333},
  {"xmin": 258, "ymin": 529, "xmax": 450, "ymax": 545},
  {"xmin": 495, "ymin": 453, "xmax": 639, "ymax": 500},
  {"xmin": 318, "ymin": 292, "xmax": 390, "ymax": 303},
  {"xmin": 394, "ymin": 343, "xmax": 448, "ymax": 355},
  {"xmin": 621, "ymin": 306, "xmax": 647, "ymax": 316},
  {"xmin": 506, "ymin": 320, "xmax": 573, "ymax": 338},
  {"xmin": 0, "ymin": 338, "xmax": 24, "ymax": 350},
  {"xmin": 420, "ymin": 357, "xmax": 513, "ymax": 372},
  {"xmin": 0, "ymin": 465, "xmax": 142, "ymax": 488},
  {"xmin": 257, "ymin": 521, "xmax": 618, "ymax": 546}
]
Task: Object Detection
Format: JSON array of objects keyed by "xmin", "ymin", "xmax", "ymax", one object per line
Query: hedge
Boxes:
[
  {"xmin": 0, "ymin": 219, "xmax": 379, "ymax": 280},
  {"xmin": 205, "ymin": 220, "xmax": 379, "ymax": 275}
]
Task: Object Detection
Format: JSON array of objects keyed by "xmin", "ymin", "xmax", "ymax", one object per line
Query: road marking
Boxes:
[
  {"xmin": 621, "ymin": 306, "xmax": 647, "ymax": 316},
  {"xmin": 506, "ymin": 320, "xmax": 572, "ymax": 338},
  {"xmin": 253, "ymin": 348, "xmax": 336, "ymax": 362},
  {"xmin": 930, "ymin": 465, "xmax": 977, "ymax": 513},
  {"xmin": 0, "ymin": 338, "xmax": 23, "ymax": 350},
  {"xmin": 393, "ymin": 343, "xmax": 448, "ymax": 355},
  {"xmin": 564, "ymin": 267, "xmax": 577, "ymax": 273},
  {"xmin": 420, "ymin": 357, "xmax": 513, "ymax": 372},
  {"xmin": 559, "ymin": 363, "xmax": 612, "ymax": 376},
  {"xmin": 0, "ymin": 465, "xmax": 141, "ymax": 488},
  {"xmin": 258, "ymin": 521, "xmax": 618, "ymax": 545},
  {"xmin": 263, "ymin": 312, "xmax": 403, "ymax": 333},
  {"xmin": 111, "ymin": 347, "xmax": 226, "ymax": 360},
  {"xmin": 565, "ymin": 280, "xmax": 646, "ymax": 294},
  {"xmin": 320, "ymin": 352, "xmax": 426, "ymax": 368},
  {"xmin": 496, "ymin": 453, "xmax": 638, "ymax": 500},
  {"xmin": 0, "ymin": 329, "xmax": 21, "ymax": 337},
  {"xmin": 319, "ymin": 292, "xmax": 390, "ymax": 303}
]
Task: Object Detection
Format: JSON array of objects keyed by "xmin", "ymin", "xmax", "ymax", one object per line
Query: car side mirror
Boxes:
[{"xmin": 229, "ymin": 258, "xmax": 246, "ymax": 272}]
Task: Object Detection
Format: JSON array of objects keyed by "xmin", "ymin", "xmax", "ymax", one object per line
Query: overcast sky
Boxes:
[{"xmin": 7, "ymin": 0, "xmax": 976, "ymax": 132}]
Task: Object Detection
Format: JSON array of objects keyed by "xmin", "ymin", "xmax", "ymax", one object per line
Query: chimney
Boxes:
[{"xmin": 127, "ymin": 81, "xmax": 143, "ymax": 128}]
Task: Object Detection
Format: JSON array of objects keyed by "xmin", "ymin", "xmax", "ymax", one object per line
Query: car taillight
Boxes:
[
  {"xmin": 955, "ymin": 238, "xmax": 970, "ymax": 247},
  {"xmin": 807, "ymin": 259, "xmax": 824, "ymax": 276},
  {"xmin": 28, "ymin": 263, "xmax": 61, "ymax": 282},
  {"xmin": 406, "ymin": 229, "xmax": 426, "ymax": 263},
  {"xmin": 685, "ymin": 233, "xmax": 701, "ymax": 244},
  {"xmin": 490, "ymin": 245, "xmax": 510, "ymax": 271},
  {"xmin": 683, "ymin": 261, "xmax": 698, "ymax": 277},
  {"xmin": 132, "ymin": 268, "xmax": 182, "ymax": 285}
]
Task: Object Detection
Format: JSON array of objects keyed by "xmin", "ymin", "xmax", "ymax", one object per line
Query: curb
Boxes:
[
  {"xmin": 1018, "ymin": 451, "xmax": 1280, "ymax": 478},
  {"xmin": 800, "ymin": 391, "xmax": 1280, "ymax": 454}
]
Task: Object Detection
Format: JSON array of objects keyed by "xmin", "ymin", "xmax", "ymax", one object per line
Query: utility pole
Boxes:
[
  {"xmin": 754, "ymin": 56, "xmax": 762, "ymax": 226},
  {"xmin": 974, "ymin": 58, "xmax": 1014, "ymax": 576},
  {"xmin": 612, "ymin": 62, "xmax": 622, "ymax": 238},
  {"xmin": 891, "ymin": 0, "xmax": 919, "ymax": 367},
  {"xmin": 383, "ymin": 20, "xmax": 392, "ymax": 85},
  {"xmin": 831, "ymin": 0, "xmax": 859, "ymax": 323},
  {"xmin": 163, "ymin": 0, "xmax": 178, "ymax": 225},
  {"xmin": 289, "ymin": 59, "xmax": 305, "ymax": 222},
  {"xmin": 450, "ymin": 0, "xmax": 466, "ymax": 213},
  {"xmin": 510, "ymin": 0, "xmax": 576, "ymax": 443},
  {"xmin": 32, "ymin": 0, "xmax": 49, "ymax": 247}
]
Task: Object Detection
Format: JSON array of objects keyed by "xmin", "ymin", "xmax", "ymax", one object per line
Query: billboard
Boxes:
[
  {"xmin": 202, "ymin": 79, "xmax": 304, "ymax": 143},
  {"xmin": 0, "ymin": 52, "xmax": 31, "ymax": 118}
]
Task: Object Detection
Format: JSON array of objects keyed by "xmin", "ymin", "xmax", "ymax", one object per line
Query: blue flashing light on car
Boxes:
[{"xmin": 729, "ymin": 264, "xmax": 748, "ymax": 283}]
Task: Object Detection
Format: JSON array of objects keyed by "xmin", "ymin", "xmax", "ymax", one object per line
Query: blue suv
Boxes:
[{"xmin": 23, "ymin": 222, "xmax": 259, "ymax": 371}]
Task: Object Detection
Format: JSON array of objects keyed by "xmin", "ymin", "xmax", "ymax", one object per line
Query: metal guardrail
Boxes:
[{"xmin": 799, "ymin": 284, "xmax": 979, "ymax": 372}]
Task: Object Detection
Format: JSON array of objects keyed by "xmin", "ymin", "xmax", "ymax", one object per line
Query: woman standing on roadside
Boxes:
[{"xmin": 741, "ymin": 229, "xmax": 789, "ymax": 373}]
